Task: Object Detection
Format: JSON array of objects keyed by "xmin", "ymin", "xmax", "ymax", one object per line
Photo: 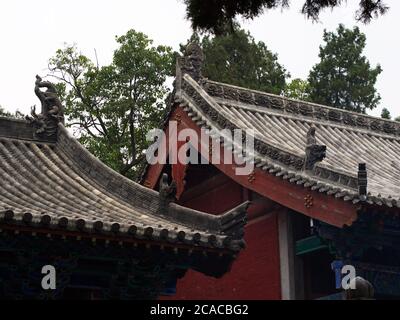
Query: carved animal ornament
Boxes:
[
  {"xmin": 304, "ymin": 126, "xmax": 326, "ymax": 171},
  {"xmin": 26, "ymin": 75, "xmax": 64, "ymax": 137}
]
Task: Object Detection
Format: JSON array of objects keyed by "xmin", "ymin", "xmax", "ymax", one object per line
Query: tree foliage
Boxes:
[
  {"xmin": 283, "ymin": 78, "xmax": 311, "ymax": 101},
  {"xmin": 0, "ymin": 106, "xmax": 24, "ymax": 119},
  {"xmin": 381, "ymin": 107, "xmax": 391, "ymax": 119},
  {"xmin": 184, "ymin": 0, "xmax": 389, "ymax": 34},
  {"xmin": 0, "ymin": 106, "xmax": 12, "ymax": 117},
  {"xmin": 200, "ymin": 28, "xmax": 289, "ymax": 94},
  {"xmin": 48, "ymin": 30, "xmax": 174, "ymax": 179},
  {"xmin": 308, "ymin": 24, "xmax": 382, "ymax": 113}
]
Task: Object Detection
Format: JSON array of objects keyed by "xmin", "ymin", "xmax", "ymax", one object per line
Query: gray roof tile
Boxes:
[
  {"xmin": 177, "ymin": 73, "xmax": 400, "ymax": 208},
  {"xmin": 0, "ymin": 119, "xmax": 247, "ymax": 252}
]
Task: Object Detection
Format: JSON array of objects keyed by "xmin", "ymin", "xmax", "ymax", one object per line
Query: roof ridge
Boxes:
[
  {"xmin": 216, "ymin": 97, "xmax": 400, "ymax": 141},
  {"xmin": 0, "ymin": 116, "xmax": 27, "ymax": 123},
  {"xmin": 203, "ymin": 79, "xmax": 400, "ymax": 137},
  {"xmin": 0, "ymin": 117, "xmax": 57, "ymax": 143}
]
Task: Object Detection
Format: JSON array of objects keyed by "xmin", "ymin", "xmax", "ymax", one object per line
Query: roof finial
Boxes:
[
  {"xmin": 358, "ymin": 163, "xmax": 368, "ymax": 201},
  {"xmin": 304, "ymin": 126, "xmax": 326, "ymax": 171},
  {"xmin": 178, "ymin": 42, "xmax": 204, "ymax": 82},
  {"xmin": 26, "ymin": 75, "xmax": 64, "ymax": 137}
]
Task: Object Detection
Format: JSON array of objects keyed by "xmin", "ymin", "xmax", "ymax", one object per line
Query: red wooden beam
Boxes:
[
  {"xmin": 171, "ymin": 139, "xmax": 188, "ymax": 200},
  {"xmin": 143, "ymin": 117, "xmax": 176, "ymax": 189},
  {"xmin": 144, "ymin": 162, "xmax": 165, "ymax": 189},
  {"xmin": 143, "ymin": 112, "xmax": 189, "ymax": 199}
]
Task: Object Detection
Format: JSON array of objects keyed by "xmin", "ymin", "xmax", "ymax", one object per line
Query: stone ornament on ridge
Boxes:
[
  {"xmin": 304, "ymin": 126, "xmax": 327, "ymax": 172},
  {"xmin": 26, "ymin": 75, "xmax": 64, "ymax": 137}
]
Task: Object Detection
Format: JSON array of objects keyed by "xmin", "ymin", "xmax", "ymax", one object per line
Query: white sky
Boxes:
[{"xmin": 0, "ymin": 0, "xmax": 399, "ymax": 118}]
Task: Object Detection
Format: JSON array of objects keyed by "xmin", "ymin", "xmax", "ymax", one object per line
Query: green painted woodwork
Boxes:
[{"xmin": 295, "ymin": 235, "xmax": 328, "ymax": 256}]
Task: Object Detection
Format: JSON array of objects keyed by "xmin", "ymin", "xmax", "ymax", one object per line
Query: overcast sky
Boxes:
[{"xmin": 0, "ymin": 0, "xmax": 399, "ymax": 118}]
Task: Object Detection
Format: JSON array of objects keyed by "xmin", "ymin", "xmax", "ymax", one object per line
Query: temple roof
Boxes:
[
  {"xmin": 0, "ymin": 116, "xmax": 247, "ymax": 252},
  {"xmin": 174, "ymin": 69, "xmax": 400, "ymax": 209}
]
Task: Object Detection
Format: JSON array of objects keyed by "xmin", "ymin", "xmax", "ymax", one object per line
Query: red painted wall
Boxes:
[
  {"xmin": 160, "ymin": 175, "xmax": 282, "ymax": 300},
  {"xmin": 167, "ymin": 214, "xmax": 281, "ymax": 300}
]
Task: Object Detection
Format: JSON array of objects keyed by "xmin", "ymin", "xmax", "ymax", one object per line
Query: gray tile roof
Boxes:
[
  {"xmin": 175, "ymin": 73, "xmax": 400, "ymax": 209},
  {"xmin": 0, "ymin": 118, "xmax": 247, "ymax": 252}
]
